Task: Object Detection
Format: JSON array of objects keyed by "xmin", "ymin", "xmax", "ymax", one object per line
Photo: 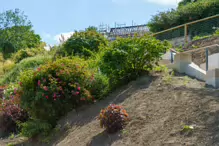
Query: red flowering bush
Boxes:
[
  {"xmin": 19, "ymin": 58, "xmax": 94, "ymax": 126},
  {"xmin": 0, "ymin": 98, "xmax": 28, "ymax": 136},
  {"xmin": 99, "ymin": 104, "xmax": 129, "ymax": 133}
]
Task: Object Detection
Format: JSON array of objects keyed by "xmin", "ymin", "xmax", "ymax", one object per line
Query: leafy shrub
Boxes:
[
  {"xmin": 2, "ymin": 60, "xmax": 15, "ymax": 73},
  {"xmin": 19, "ymin": 58, "xmax": 94, "ymax": 126},
  {"xmin": 0, "ymin": 98, "xmax": 28, "ymax": 135},
  {"xmin": 3, "ymin": 83, "xmax": 19, "ymax": 99},
  {"xmin": 192, "ymin": 35, "xmax": 211, "ymax": 41},
  {"xmin": 99, "ymin": 35, "xmax": 169, "ymax": 88},
  {"xmin": 0, "ymin": 55, "xmax": 52, "ymax": 85},
  {"xmin": 19, "ymin": 119, "xmax": 52, "ymax": 138},
  {"xmin": 152, "ymin": 65, "xmax": 168, "ymax": 73},
  {"xmin": 63, "ymin": 30, "xmax": 108, "ymax": 58},
  {"xmin": 86, "ymin": 73, "xmax": 110, "ymax": 100},
  {"xmin": 192, "ymin": 28, "xmax": 219, "ymax": 41},
  {"xmin": 214, "ymin": 29, "xmax": 219, "ymax": 36},
  {"xmin": 12, "ymin": 47, "xmax": 46, "ymax": 63},
  {"xmin": 0, "ymin": 53, "xmax": 3, "ymax": 62},
  {"xmin": 99, "ymin": 104, "xmax": 129, "ymax": 133}
]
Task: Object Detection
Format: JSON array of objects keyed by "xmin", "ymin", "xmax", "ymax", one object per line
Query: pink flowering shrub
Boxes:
[{"xmin": 19, "ymin": 58, "xmax": 94, "ymax": 126}]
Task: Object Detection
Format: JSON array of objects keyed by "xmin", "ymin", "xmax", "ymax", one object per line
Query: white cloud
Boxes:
[
  {"xmin": 44, "ymin": 45, "xmax": 51, "ymax": 51},
  {"xmin": 54, "ymin": 32, "xmax": 74, "ymax": 43},
  {"xmin": 144, "ymin": 0, "xmax": 182, "ymax": 6}
]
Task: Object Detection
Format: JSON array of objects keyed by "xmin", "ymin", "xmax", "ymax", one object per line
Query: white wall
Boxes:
[
  {"xmin": 162, "ymin": 51, "xmax": 176, "ymax": 60},
  {"xmin": 200, "ymin": 53, "xmax": 219, "ymax": 70}
]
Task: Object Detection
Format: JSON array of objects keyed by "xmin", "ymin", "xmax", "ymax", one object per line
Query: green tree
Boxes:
[
  {"xmin": 63, "ymin": 29, "xmax": 108, "ymax": 58},
  {"xmin": 0, "ymin": 8, "xmax": 31, "ymax": 29},
  {"xmin": 86, "ymin": 26, "xmax": 98, "ymax": 32},
  {"xmin": 99, "ymin": 35, "xmax": 170, "ymax": 88},
  {"xmin": 0, "ymin": 9, "xmax": 41, "ymax": 58},
  {"xmin": 178, "ymin": 0, "xmax": 198, "ymax": 7},
  {"xmin": 148, "ymin": 0, "xmax": 219, "ymax": 39}
]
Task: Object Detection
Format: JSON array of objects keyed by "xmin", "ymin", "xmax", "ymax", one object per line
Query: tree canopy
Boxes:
[
  {"xmin": 85, "ymin": 26, "xmax": 98, "ymax": 32},
  {"xmin": 0, "ymin": 9, "xmax": 41, "ymax": 59},
  {"xmin": 63, "ymin": 29, "xmax": 108, "ymax": 58},
  {"xmin": 178, "ymin": 0, "xmax": 198, "ymax": 7},
  {"xmin": 148, "ymin": 0, "xmax": 219, "ymax": 33}
]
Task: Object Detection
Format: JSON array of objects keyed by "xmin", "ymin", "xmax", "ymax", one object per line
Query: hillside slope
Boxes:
[{"xmin": 2, "ymin": 73, "xmax": 219, "ymax": 146}]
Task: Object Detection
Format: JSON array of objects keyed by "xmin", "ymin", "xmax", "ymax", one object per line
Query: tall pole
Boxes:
[
  {"xmin": 184, "ymin": 24, "xmax": 188, "ymax": 45},
  {"xmin": 206, "ymin": 48, "xmax": 209, "ymax": 71}
]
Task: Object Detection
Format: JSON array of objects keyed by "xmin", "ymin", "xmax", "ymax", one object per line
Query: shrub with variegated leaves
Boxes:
[{"xmin": 99, "ymin": 104, "xmax": 129, "ymax": 133}]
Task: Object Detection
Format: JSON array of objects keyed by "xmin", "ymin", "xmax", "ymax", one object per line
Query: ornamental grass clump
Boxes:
[{"xmin": 99, "ymin": 104, "xmax": 129, "ymax": 133}]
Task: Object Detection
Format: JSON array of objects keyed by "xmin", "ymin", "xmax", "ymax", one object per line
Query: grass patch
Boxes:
[{"xmin": 0, "ymin": 55, "xmax": 52, "ymax": 85}]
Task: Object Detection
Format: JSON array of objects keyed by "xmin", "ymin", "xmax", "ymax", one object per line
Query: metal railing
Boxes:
[{"xmin": 152, "ymin": 14, "xmax": 219, "ymax": 47}]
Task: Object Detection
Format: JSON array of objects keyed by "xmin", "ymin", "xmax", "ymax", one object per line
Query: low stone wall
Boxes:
[
  {"xmin": 183, "ymin": 44, "xmax": 219, "ymax": 68},
  {"xmin": 168, "ymin": 52, "xmax": 219, "ymax": 88},
  {"xmin": 206, "ymin": 68, "xmax": 219, "ymax": 88}
]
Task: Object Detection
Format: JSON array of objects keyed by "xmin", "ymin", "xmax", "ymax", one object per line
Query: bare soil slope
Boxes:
[{"xmin": 3, "ymin": 73, "xmax": 219, "ymax": 146}]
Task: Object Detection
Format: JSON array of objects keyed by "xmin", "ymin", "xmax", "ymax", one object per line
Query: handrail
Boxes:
[{"xmin": 152, "ymin": 14, "xmax": 219, "ymax": 37}]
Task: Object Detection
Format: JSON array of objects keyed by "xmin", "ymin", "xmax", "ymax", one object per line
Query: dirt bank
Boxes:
[{"xmin": 3, "ymin": 73, "xmax": 219, "ymax": 146}]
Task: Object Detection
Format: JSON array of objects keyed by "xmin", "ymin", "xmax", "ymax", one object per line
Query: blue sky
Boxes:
[{"xmin": 0, "ymin": 0, "xmax": 181, "ymax": 46}]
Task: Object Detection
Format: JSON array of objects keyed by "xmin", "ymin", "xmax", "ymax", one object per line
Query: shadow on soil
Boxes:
[
  {"xmin": 16, "ymin": 75, "xmax": 157, "ymax": 146},
  {"xmin": 87, "ymin": 131, "xmax": 121, "ymax": 146},
  {"xmin": 15, "ymin": 75, "xmax": 219, "ymax": 146}
]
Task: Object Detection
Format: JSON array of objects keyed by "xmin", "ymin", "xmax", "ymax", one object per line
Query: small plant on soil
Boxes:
[
  {"xmin": 98, "ymin": 104, "xmax": 129, "ymax": 133},
  {"xmin": 163, "ymin": 69, "xmax": 174, "ymax": 84}
]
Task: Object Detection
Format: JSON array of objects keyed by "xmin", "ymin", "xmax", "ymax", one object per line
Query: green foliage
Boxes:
[
  {"xmin": 7, "ymin": 143, "xmax": 15, "ymax": 146},
  {"xmin": 0, "ymin": 8, "xmax": 31, "ymax": 29},
  {"xmin": 0, "ymin": 55, "xmax": 52, "ymax": 85},
  {"xmin": 19, "ymin": 58, "xmax": 94, "ymax": 127},
  {"xmin": 0, "ymin": 26, "xmax": 41, "ymax": 53},
  {"xmin": 152, "ymin": 65, "xmax": 168, "ymax": 73},
  {"xmin": 178, "ymin": 0, "xmax": 199, "ymax": 7},
  {"xmin": 192, "ymin": 35, "xmax": 212, "ymax": 41},
  {"xmin": 214, "ymin": 28, "xmax": 219, "ymax": 36},
  {"xmin": 86, "ymin": 73, "xmax": 110, "ymax": 100},
  {"xmin": 63, "ymin": 30, "xmax": 108, "ymax": 58},
  {"xmin": 2, "ymin": 60, "xmax": 15, "ymax": 73},
  {"xmin": 192, "ymin": 28, "xmax": 219, "ymax": 41},
  {"xmin": 0, "ymin": 9, "xmax": 41, "ymax": 56},
  {"xmin": 9, "ymin": 133, "xmax": 15, "ymax": 139},
  {"xmin": 0, "ymin": 98, "xmax": 28, "ymax": 136},
  {"xmin": 148, "ymin": 0, "xmax": 219, "ymax": 39},
  {"xmin": 0, "ymin": 52, "xmax": 3, "ymax": 62},
  {"xmin": 3, "ymin": 83, "xmax": 19, "ymax": 99},
  {"xmin": 99, "ymin": 35, "xmax": 169, "ymax": 88},
  {"xmin": 86, "ymin": 26, "xmax": 98, "ymax": 32},
  {"xmin": 12, "ymin": 46, "xmax": 46, "ymax": 63},
  {"xmin": 99, "ymin": 104, "xmax": 129, "ymax": 133},
  {"xmin": 19, "ymin": 119, "xmax": 52, "ymax": 138}
]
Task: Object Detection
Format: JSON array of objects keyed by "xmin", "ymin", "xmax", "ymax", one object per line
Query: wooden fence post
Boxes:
[{"xmin": 184, "ymin": 24, "xmax": 188, "ymax": 45}]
